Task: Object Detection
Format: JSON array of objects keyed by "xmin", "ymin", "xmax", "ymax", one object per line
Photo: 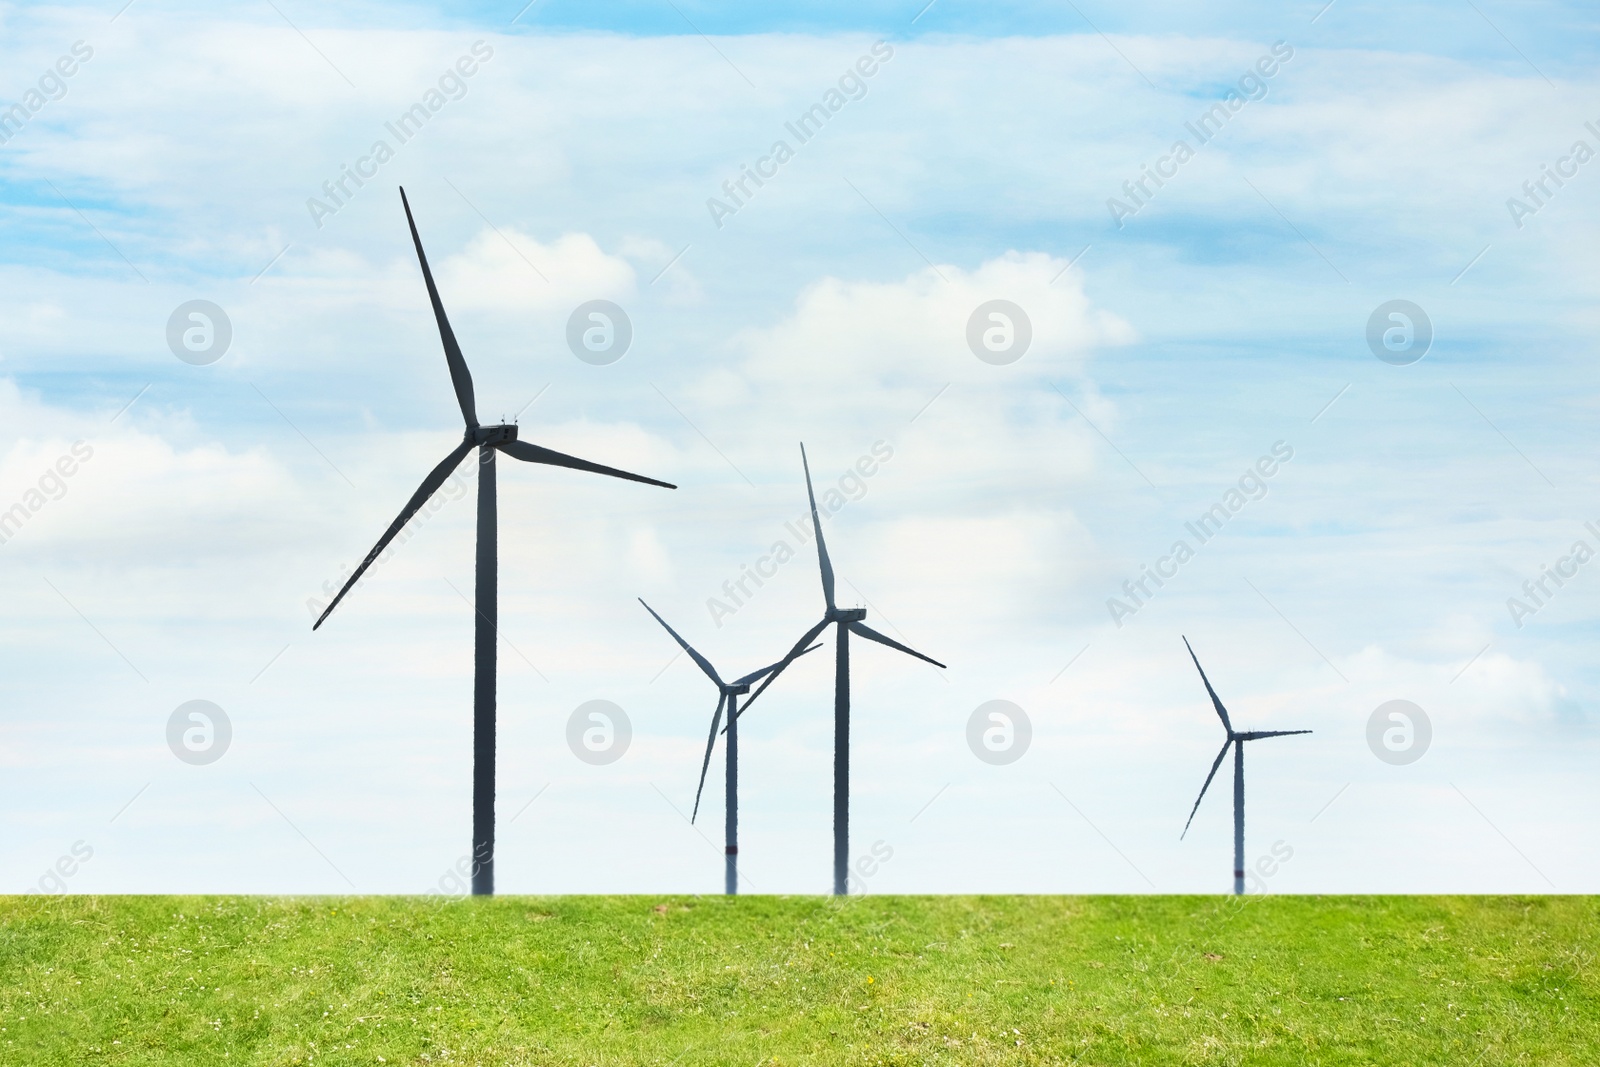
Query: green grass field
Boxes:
[{"xmin": 1, "ymin": 895, "xmax": 1595, "ymax": 1065}]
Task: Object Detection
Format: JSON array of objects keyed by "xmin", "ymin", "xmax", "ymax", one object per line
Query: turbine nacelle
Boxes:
[
  {"xmin": 828, "ymin": 607, "xmax": 868, "ymax": 623},
  {"xmin": 472, "ymin": 423, "xmax": 518, "ymax": 446},
  {"xmin": 1232, "ymin": 729, "xmax": 1310, "ymax": 742}
]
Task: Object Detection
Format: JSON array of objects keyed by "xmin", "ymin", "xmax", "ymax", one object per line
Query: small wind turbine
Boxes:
[
  {"xmin": 314, "ymin": 187, "xmax": 675, "ymax": 897},
  {"xmin": 743, "ymin": 443, "xmax": 945, "ymax": 895},
  {"xmin": 1180, "ymin": 636, "xmax": 1311, "ymax": 895},
  {"xmin": 638, "ymin": 599, "xmax": 820, "ymax": 894}
]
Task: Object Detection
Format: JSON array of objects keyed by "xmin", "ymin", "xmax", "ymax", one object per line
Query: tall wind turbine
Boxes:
[
  {"xmin": 743, "ymin": 443, "xmax": 945, "ymax": 895},
  {"xmin": 314, "ymin": 187, "xmax": 675, "ymax": 897},
  {"xmin": 1180, "ymin": 636, "xmax": 1311, "ymax": 895},
  {"xmin": 638, "ymin": 599, "xmax": 819, "ymax": 894}
]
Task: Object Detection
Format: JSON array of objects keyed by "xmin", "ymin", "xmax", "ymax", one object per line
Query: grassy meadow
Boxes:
[{"xmin": 1, "ymin": 894, "xmax": 1595, "ymax": 1065}]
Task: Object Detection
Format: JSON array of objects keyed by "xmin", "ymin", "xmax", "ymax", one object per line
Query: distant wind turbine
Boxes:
[
  {"xmin": 1180, "ymin": 636, "xmax": 1311, "ymax": 895},
  {"xmin": 743, "ymin": 443, "xmax": 945, "ymax": 895},
  {"xmin": 314, "ymin": 187, "xmax": 675, "ymax": 897},
  {"xmin": 638, "ymin": 599, "xmax": 820, "ymax": 894}
]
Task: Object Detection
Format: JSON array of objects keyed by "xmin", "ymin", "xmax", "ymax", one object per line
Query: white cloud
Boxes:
[
  {"xmin": 0, "ymin": 380, "xmax": 310, "ymax": 563},
  {"xmin": 438, "ymin": 228, "xmax": 636, "ymax": 313},
  {"xmin": 737, "ymin": 252, "xmax": 1134, "ymax": 388}
]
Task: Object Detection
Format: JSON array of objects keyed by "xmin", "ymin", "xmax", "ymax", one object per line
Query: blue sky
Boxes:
[{"xmin": 1, "ymin": 0, "xmax": 1598, "ymax": 895}]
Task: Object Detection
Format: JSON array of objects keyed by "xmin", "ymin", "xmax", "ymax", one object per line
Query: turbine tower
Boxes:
[
  {"xmin": 638, "ymin": 599, "xmax": 819, "ymax": 894},
  {"xmin": 314, "ymin": 187, "xmax": 675, "ymax": 897},
  {"xmin": 743, "ymin": 443, "xmax": 945, "ymax": 895},
  {"xmin": 1180, "ymin": 636, "xmax": 1311, "ymax": 894}
]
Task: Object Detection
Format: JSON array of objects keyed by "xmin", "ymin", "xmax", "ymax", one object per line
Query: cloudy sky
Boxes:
[{"xmin": 2, "ymin": 0, "xmax": 1597, "ymax": 896}]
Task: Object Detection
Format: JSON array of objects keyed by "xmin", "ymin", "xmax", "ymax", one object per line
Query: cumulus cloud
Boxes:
[
  {"xmin": 737, "ymin": 251, "xmax": 1134, "ymax": 388},
  {"xmin": 438, "ymin": 229, "xmax": 636, "ymax": 314},
  {"xmin": 0, "ymin": 379, "xmax": 310, "ymax": 562}
]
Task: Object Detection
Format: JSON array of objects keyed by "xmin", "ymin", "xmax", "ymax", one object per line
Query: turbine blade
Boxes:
[
  {"xmin": 738, "ymin": 617, "xmax": 831, "ymax": 716},
  {"xmin": 799, "ymin": 443, "xmax": 836, "ymax": 610},
  {"xmin": 731, "ymin": 643, "xmax": 822, "ymax": 687},
  {"xmin": 1183, "ymin": 636, "xmax": 1232, "ymax": 734},
  {"xmin": 399, "ymin": 187, "xmax": 478, "ymax": 428},
  {"xmin": 497, "ymin": 438, "xmax": 674, "ymax": 489},
  {"xmin": 847, "ymin": 620, "xmax": 946, "ymax": 668},
  {"xmin": 638, "ymin": 598, "xmax": 722, "ymax": 688},
  {"xmin": 313, "ymin": 439, "xmax": 474, "ymax": 629},
  {"xmin": 690, "ymin": 693, "xmax": 726, "ymax": 824},
  {"xmin": 1237, "ymin": 729, "xmax": 1313, "ymax": 740},
  {"xmin": 1181, "ymin": 738, "xmax": 1233, "ymax": 839}
]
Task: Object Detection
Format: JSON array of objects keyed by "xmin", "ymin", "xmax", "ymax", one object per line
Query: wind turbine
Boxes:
[
  {"xmin": 313, "ymin": 187, "xmax": 675, "ymax": 897},
  {"xmin": 638, "ymin": 599, "xmax": 820, "ymax": 894},
  {"xmin": 743, "ymin": 443, "xmax": 945, "ymax": 895},
  {"xmin": 1179, "ymin": 636, "xmax": 1311, "ymax": 895}
]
